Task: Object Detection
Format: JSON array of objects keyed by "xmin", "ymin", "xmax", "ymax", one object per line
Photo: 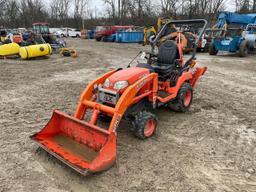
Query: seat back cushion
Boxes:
[{"xmin": 157, "ymin": 40, "xmax": 179, "ymax": 65}]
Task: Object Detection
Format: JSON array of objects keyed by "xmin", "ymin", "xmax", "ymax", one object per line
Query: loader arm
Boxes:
[
  {"xmin": 75, "ymin": 72, "xmax": 158, "ymax": 133},
  {"xmin": 74, "ymin": 69, "xmax": 117, "ymax": 120}
]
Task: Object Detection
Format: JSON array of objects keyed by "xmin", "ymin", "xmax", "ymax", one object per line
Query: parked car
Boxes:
[
  {"xmin": 49, "ymin": 28, "xmax": 60, "ymax": 34},
  {"xmin": 242, "ymin": 24, "xmax": 256, "ymax": 51},
  {"xmin": 55, "ymin": 29, "xmax": 66, "ymax": 38},
  {"xmin": 69, "ymin": 29, "xmax": 81, "ymax": 38}
]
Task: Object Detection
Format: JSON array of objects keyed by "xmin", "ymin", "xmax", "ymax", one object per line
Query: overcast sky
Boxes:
[
  {"xmin": 44, "ymin": 0, "xmax": 237, "ymax": 18},
  {"xmin": 87, "ymin": 0, "xmax": 236, "ymax": 17}
]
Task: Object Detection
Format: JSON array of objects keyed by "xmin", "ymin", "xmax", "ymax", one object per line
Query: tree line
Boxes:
[{"xmin": 0, "ymin": 0, "xmax": 255, "ymax": 29}]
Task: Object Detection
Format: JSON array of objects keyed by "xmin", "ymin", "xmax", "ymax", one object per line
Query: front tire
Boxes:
[
  {"xmin": 168, "ymin": 82, "xmax": 193, "ymax": 113},
  {"xmin": 131, "ymin": 111, "xmax": 157, "ymax": 139},
  {"xmin": 238, "ymin": 40, "xmax": 249, "ymax": 57}
]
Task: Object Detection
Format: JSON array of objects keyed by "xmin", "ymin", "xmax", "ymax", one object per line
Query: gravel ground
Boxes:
[{"xmin": 0, "ymin": 38, "xmax": 255, "ymax": 192}]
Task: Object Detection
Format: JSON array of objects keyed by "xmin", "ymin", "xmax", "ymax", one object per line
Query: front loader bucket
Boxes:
[{"xmin": 30, "ymin": 110, "xmax": 116, "ymax": 175}]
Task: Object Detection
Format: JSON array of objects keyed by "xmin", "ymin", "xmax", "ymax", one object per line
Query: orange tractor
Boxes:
[{"xmin": 31, "ymin": 19, "xmax": 207, "ymax": 175}]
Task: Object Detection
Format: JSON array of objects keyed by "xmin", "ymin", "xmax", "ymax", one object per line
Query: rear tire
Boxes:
[
  {"xmin": 238, "ymin": 40, "xmax": 249, "ymax": 57},
  {"xmin": 131, "ymin": 111, "xmax": 157, "ymax": 139},
  {"xmin": 168, "ymin": 82, "xmax": 193, "ymax": 113},
  {"xmin": 209, "ymin": 42, "xmax": 218, "ymax": 55}
]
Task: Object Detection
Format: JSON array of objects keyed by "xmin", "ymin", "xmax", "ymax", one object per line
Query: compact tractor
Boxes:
[
  {"xmin": 31, "ymin": 19, "xmax": 207, "ymax": 175},
  {"xmin": 31, "ymin": 22, "xmax": 66, "ymax": 51}
]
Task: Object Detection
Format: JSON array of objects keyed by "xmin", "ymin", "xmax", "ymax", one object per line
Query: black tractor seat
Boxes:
[
  {"xmin": 137, "ymin": 40, "xmax": 181, "ymax": 81},
  {"xmin": 152, "ymin": 40, "xmax": 180, "ymax": 75}
]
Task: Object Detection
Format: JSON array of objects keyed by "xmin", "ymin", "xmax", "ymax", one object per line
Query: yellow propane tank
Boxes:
[
  {"xmin": 19, "ymin": 44, "xmax": 52, "ymax": 59},
  {"xmin": 0, "ymin": 43, "xmax": 20, "ymax": 56}
]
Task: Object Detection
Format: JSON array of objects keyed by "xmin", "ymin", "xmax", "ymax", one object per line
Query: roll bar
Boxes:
[{"xmin": 151, "ymin": 19, "xmax": 208, "ymax": 70}]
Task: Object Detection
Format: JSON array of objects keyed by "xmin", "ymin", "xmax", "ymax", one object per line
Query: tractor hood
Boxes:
[{"xmin": 104, "ymin": 67, "xmax": 150, "ymax": 91}]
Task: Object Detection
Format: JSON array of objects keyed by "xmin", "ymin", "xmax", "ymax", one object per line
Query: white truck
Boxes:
[
  {"xmin": 243, "ymin": 24, "xmax": 256, "ymax": 50},
  {"xmin": 68, "ymin": 29, "xmax": 81, "ymax": 38}
]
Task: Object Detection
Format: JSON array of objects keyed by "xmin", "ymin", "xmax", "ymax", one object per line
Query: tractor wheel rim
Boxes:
[
  {"xmin": 144, "ymin": 119, "xmax": 156, "ymax": 137},
  {"xmin": 184, "ymin": 90, "xmax": 192, "ymax": 107}
]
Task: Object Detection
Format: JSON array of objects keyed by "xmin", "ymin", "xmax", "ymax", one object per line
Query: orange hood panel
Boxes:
[{"xmin": 108, "ymin": 67, "xmax": 150, "ymax": 86}]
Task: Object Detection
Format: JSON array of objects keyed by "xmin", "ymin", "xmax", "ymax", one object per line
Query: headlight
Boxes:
[
  {"xmin": 114, "ymin": 81, "xmax": 129, "ymax": 90},
  {"xmin": 104, "ymin": 78, "xmax": 110, "ymax": 87}
]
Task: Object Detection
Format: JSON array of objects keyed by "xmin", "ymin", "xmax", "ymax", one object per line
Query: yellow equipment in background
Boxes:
[
  {"xmin": 157, "ymin": 17, "xmax": 173, "ymax": 32},
  {"xmin": 143, "ymin": 17, "xmax": 173, "ymax": 46},
  {"xmin": 19, "ymin": 44, "xmax": 52, "ymax": 59},
  {"xmin": 143, "ymin": 26, "xmax": 157, "ymax": 46},
  {"xmin": 0, "ymin": 43, "xmax": 20, "ymax": 56},
  {"xmin": 143, "ymin": 17, "xmax": 197, "ymax": 53},
  {"xmin": 59, "ymin": 48, "xmax": 78, "ymax": 57}
]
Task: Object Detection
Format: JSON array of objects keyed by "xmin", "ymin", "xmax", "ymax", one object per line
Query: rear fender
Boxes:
[
  {"xmin": 190, "ymin": 67, "xmax": 207, "ymax": 88},
  {"xmin": 156, "ymin": 72, "xmax": 192, "ymax": 103},
  {"xmin": 158, "ymin": 69, "xmax": 206, "ymax": 103},
  {"xmin": 167, "ymin": 71, "xmax": 192, "ymax": 96}
]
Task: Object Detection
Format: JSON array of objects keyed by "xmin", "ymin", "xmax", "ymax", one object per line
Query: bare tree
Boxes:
[
  {"xmin": 235, "ymin": 0, "xmax": 255, "ymax": 12},
  {"xmin": 73, "ymin": 0, "xmax": 89, "ymax": 28},
  {"xmin": 5, "ymin": 0, "xmax": 20, "ymax": 27},
  {"xmin": 74, "ymin": 0, "xmax": 89, "ymax": 18},
  {"xmin": 19, "ymin": 0, "xmax": 48, "ymax": 27},
  {"xmin": 50, "ymin": 0, "xmax": 70, "ymax": 26},
  {"xmin": 160, "ymin": 0, "xmax": 180, "ymax": 18},
  {"xmin": 103, "ymin": 0, "xmax": 116, "ymax": 19}
]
